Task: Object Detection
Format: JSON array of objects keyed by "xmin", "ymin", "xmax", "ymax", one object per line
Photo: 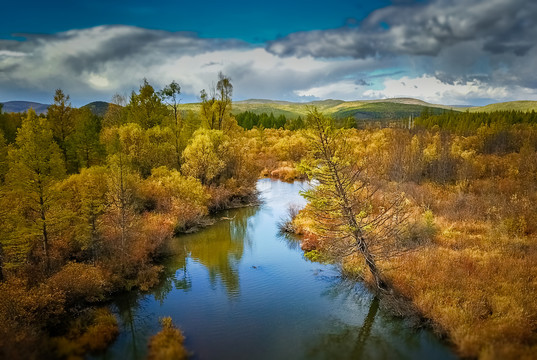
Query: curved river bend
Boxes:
[{"xmin": 96, "ymin": 179, "xmax": 456, "ymax": 360}]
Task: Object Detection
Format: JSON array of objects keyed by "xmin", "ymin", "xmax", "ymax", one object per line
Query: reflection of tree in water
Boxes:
[
  {"xmin": 152, "ymin": 253, "xmax": 191, "ymax": 304},
  {"xmin": 183, "ymin": 206, "xmax": 257, "ymax": 297},
  {"xmin": 107, "ymin": 292, "xmax": 156, "ymax": 360},
  {"xmin": 306, "ymin": 297, "xmax": 380, "ymax": 360},
  {"xmin": 277, "ymin": 232, "xmax": 303, "ymax": 251}
]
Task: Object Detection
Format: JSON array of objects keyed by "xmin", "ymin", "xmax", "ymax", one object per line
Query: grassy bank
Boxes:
[{"xmin": 290, "ymin": 122, "xmax": 537, "ymax": 359}]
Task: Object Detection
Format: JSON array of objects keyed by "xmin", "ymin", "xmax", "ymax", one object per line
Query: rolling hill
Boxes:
[
  {"xmin": 2, "ymin": 98, "xmax": 537, "ymax": 121},
  {"xmin": 465, "ymin": 100, "xmax": 537, "ymax": 113},
  {"xmin": 179, "ymin": 98, "xmax": 460, "ymax": 120}
]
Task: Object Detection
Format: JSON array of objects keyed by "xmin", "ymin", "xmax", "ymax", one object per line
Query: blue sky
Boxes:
[
  {"xmin": 1, "ymin": 0, "xmax": 536, "ymax": 106},
  {"xmin": 1, "ymin": 0, "xmax": 390, "ymax": 43}
]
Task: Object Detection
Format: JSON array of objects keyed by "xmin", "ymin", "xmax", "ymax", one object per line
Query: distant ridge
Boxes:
[
  {"xmin": 179, "ymin": 97, "xmax": 459, "ymax": 120},
  {"xmin": 1, "ymin": 101, "xmax": 50, "ymax": 115},
  {"xmin": 466, "ymin": 100, "xmax": 537, "ymax": 113},
  {"xmin": 0, "ymin": 101, "xmax": 111, "ymax": 117},
  {"xmin": 3, "ymin": 98, "xmax": 536, "ymax": 120}
]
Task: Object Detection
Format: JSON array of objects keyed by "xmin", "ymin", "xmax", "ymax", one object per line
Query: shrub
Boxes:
[{"xmin": 47, "ymin": 262, "xmax": 111, "ymax": 304}]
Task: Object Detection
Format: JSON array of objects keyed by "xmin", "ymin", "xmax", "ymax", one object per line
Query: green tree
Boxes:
[
  {"xmin": 106, "ymin": 153, "xmax": 138, "ymax": 259},
  {"xmin": 6, "ymin": 109, "xmax": 66, "ymax": 271},
  {"xmin": 72, "ymin": 107, "xmax": 104, "ymax": 168},
  {"xmin": 200, "ymin": 89, "xmax": 217, "ymax": 129},
  {"xmin": 126, "ymin": 79, "xmax": 168, "ymax": 129},
  {"xmin": 48, "ymin": 89, "xmax": 74, "ymax": 165},
  {"xmin": 103, "ymin": 94, "xmax": 128, "ymax": 128}
]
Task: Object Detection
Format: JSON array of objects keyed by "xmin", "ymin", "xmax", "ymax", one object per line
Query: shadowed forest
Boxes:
[{"xmin": 0, "ymin": 75, "xmax": 536, "ymax": 359}]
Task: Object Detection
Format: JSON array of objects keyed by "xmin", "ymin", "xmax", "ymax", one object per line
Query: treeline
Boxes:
[
  {"xmin": 416, "ymin": 108, "xmax": 537, "ymax": 134},
  {"xmin": 414, "ymin": 109, "xmax": 537, "ymax": 156},
  {"xmin": 236, "ymin": 111, "xmax": 297, "ymax": 130},
  {"xmin": 0, "ymin": 74, "xmax": 260, "ymax": 358},
  {"xmin": 235, "ymin": 111, "xmax": 356, "ymax": 130}
]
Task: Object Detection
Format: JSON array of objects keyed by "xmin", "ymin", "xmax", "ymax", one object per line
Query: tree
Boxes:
[
  {"xmin": 103, "ymin": 93, "xmax": 128, "ymax": 128},
  {"xmin": 71, "ymin": 107, "xmax": 104, "ymax": 168},
  {"xmin": 60, "ymin": 166, "xmax": 108, "ymax": 264},
  {"xmin": 126, "ymin": 79, "xmax": 168, "ymax": 129},
  {"xmin": 159, "ymin": 81, "xmax": 182, "ymax": 167},
  {"xmin": 216, "ymin": 72, "xmax": 233, "ymax": 130},
  {"xmin": 301, "ymin": 109, "xmax": 407, "ymax": 289},
  {"xmin": 199, "ymin": 89, "xmax": 217, "ymax": 129},
  {"xmin": 48, "ymin": 89, "xmax": 74, "ymax": 165},
  {"xmin": 181, "ymin": 129, "xmax": 225, "ymax": 185},
  {"xmin": 105, "ymin": 153, "xmax": 138, "ymax": 260},
  {"xmin": 6, "ymin": 109, "xmax": 66, "ymax": 271},
  {"xmin": 0, "ymin": 130, "xmax": 7, "ymax": 183}
]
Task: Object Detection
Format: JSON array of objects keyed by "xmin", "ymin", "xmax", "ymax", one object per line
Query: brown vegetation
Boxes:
[{"xmin": 292, "ymin": 120, "xmax": 537, "ymax": 359}]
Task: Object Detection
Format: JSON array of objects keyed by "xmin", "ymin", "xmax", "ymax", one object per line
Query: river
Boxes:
[{"xmin": 96, "ymin": 179, "xmax": 456, "ymax": 360}]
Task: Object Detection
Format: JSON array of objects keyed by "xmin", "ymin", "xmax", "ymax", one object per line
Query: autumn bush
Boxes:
[
  {"xmin": 140, "ymin": 167, "xmax": 209, "ymax": 231},
  {"xmin": 0, "ymin": 278, "xmax": 66, "ymax": 359},
  {"xmin": 46, "ymin": 262, "xmax": 111, "ymax": 304},
  {"xmin": 53, "ymin": 308, "xmax": 119, "ymax": 359}
]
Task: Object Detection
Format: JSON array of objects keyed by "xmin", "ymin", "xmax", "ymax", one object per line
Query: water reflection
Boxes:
[
  {"xmin": 153, "ymin": 252, "xmax": 190, "ymax": 304},
  {"xmin": 306, "ymin": 297, "xmax": 380, "ymax": 360},
  {"xmin": 96, "ymin": 180, "xmax": 456, "ymax": 360},
  {"xmin": 180, "ymin": 206, "xmax": 257, "ymax": 297},
  {"xmin": 103, "ymin": 292, "xmax": 156, "ymax": 360}
]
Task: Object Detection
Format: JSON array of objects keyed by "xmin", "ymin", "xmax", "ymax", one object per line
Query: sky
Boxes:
[{"xmin": 1, "ymin": 0, "xmax": 536, "ymax": 106}]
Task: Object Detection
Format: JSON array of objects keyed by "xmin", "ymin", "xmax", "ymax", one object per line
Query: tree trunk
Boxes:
[
  {"xmin": 38, "ymin": 182, "xmax": 50, "ymax": 272},
  {"xmin": 41, "ymin": 203, "xmax": 50, "ymax": 272}
]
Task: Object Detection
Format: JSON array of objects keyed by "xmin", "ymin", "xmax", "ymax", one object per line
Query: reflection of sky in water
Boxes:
[{"xmin": 95, "ymin": 179, "xmax": 456, "ymax": 360}]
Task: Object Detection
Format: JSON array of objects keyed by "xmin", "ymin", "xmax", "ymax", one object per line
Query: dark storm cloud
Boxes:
[{"xmin": 267, "ymin": 0, "xmax": 537, "ymax": 58}]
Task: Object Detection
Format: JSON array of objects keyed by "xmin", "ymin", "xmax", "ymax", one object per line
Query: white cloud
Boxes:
[
  {"xmin": 1, "ymin": 21, "xmax": 536, "ymax": 106},
  {"xmin": 363, "ymin": 75, "xmax": 537, "ymax": 104},
  {"xmin": 0, "ymin": 26, "xmax": 383, "ymax": 104},
  {"xmin": 294, "ymin": 80, "xmax": 368, "ymax": 100}
]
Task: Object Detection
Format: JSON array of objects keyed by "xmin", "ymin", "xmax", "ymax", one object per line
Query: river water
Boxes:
[{"xmin": 97, "ymin": 179, "xmax": 456, "ymax": 360}]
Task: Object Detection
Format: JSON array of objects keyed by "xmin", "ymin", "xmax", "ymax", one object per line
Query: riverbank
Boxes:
[
  {"xmin": 94, "ymin": 179, "xmax": 456, "ymax": 360},
  {"xmin": 291, "ymin": 179, "xmax": 537, "ymax": 359}
]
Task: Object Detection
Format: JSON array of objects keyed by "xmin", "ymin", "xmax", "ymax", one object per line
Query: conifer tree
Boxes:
[
  {"xmin": 301, "ymin": 109, "xmax": 407, "ymax": 289},
  {"xmin": 6, "ymin": 109, "xmax": 65, "ymax": 271},
  {"xmin": 48, "ymin": 89, "xmax": 74, "ymax": 165}
]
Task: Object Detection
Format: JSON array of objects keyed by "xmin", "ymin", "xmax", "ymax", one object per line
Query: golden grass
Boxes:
[
  {"xmin": 295, "ymin": 179, "xmax": 537, "ymax": 359},
  {"xmin": 380, "ymin": 181, "xmax": 537, "ymax": 359}
]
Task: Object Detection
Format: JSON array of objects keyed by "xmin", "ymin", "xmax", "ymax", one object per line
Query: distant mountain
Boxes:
[
  {"xmin": 3, "ymin": 98, "xmax": 536, "ymax": 121},
  {"xmin": 0, "ymin": 101, "xmax": 111, "ymax": 117},
  {"xmin": 82, "ymin": 101, "xmax": 110, "ymax": 117},
  {"xmin": 1, "ymin": 101, "xmax": 50, "ymax": 115}
]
